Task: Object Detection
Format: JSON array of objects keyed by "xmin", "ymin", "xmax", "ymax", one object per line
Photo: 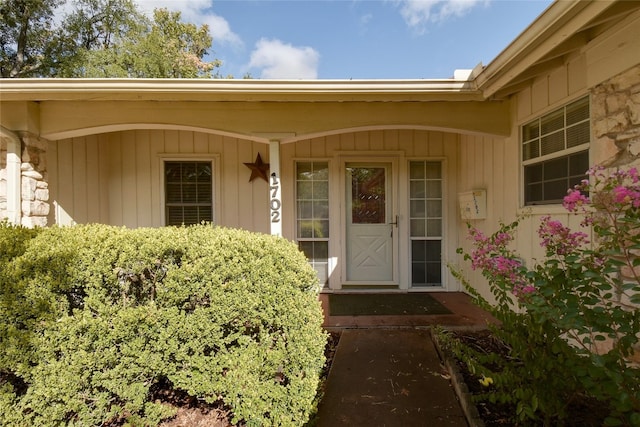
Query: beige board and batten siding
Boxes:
[
  {"xmin": 457, "ymin": 132, "xmax": 516, "ymax": 304},
  {"xmin": 49, "ymin": 129, "xmax": 269, "ymax": 232},
  {"xmin": 457, "ymin": 49, "xmax": 591, "ymax": 304},
  {"xmin": 514, "ymin": 50, "xmax": 591, "ymax": 266},
  {"xmin": 49, "ymin": 127, "xmax": 460, "ymax": 230},
  {"xmin": 48, "ymin": 127, "xmax": 462, "ymax": 290}
]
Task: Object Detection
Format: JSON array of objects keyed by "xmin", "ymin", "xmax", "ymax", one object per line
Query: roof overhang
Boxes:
[
  {"xmin": 2, "ymin": 77, "xmax": 513, "ymax": 141},
  {"xmin": 476, "ymin": 0, "xmax": 640, "ymax": 99},
  {"xmin": 0, "ymin": 78, "xmax": 482, "ymax": 102}
]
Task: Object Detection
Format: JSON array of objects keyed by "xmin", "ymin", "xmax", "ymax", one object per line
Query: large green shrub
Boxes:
[
  {"xmin": 0, "ymin": 221, "xmax": 41, "ymax": 381},
  {"xmin": 0, "ymin": 224, "xmax": 326, "ymax": 426}
]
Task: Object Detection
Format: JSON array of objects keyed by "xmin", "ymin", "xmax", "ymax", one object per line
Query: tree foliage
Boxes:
[
  {"xmin": 0, "ymin": 0, "xmax": 68, "ymax": 77},
  {"xmin": 0, "ymin": 0, "xmax": 221, "ymax": 78}
]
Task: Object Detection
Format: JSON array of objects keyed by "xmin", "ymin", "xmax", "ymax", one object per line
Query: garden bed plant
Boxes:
[{"xmin": 445, "ymin": 165, "xmax": 640, "ymax": 426}]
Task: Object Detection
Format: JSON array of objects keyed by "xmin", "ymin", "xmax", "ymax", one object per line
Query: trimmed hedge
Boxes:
[{"xmin": 0, "ymin": 223, "xmax": 326, "ymax": 426}]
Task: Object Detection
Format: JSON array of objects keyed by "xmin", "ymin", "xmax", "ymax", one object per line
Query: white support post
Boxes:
[
  {"xmin": 269, "ymin": 140, "xmax": 282, "ymax": 237},
  {"xmin": 1, "ymin": 126, "xmax": 21, "ymax": 225}
]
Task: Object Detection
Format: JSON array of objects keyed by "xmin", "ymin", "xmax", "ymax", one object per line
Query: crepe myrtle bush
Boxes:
[
  {"xmin": 0, "ymin": 223, "xmax": 327, "ymax": 426},
  {"xmin": 447, "ymin": 166, "xmax": 640, "ymax": 426}
]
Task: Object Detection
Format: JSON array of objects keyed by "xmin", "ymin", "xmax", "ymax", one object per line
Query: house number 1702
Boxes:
[{"xmin": 270, "ymin": 174, "xmax": 281, "ymax": 223}]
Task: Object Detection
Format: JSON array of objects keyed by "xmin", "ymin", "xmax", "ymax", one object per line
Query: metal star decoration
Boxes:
[{"xmin": 244, "ymin": 153, "xmax": 270, "ymax": 182}]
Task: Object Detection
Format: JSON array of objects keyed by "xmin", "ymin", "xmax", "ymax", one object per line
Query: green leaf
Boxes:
[{"xmin": 604, "ymin": 416, "xmax": 624, "ymax": 426}]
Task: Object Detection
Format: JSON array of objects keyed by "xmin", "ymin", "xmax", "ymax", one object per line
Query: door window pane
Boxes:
[
  {"xmin": 298, "ymin": 241, "xmax": 329, "ymax": 287},
  {"xmin": 350, "ymin": 167, "xmax": 386, "ymax": 224}
]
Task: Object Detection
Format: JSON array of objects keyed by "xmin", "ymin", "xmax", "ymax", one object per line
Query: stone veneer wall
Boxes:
[
  {"xmin": 20, "ymin": 133, "xmax": 49, "ymax": 227},
  {"xmin": 591, "ymin": 64, "xmax": 640, "ymax": 364},
  {"xmin": 0, "ymin": 132, "xmax": 49, "ymax": 227},
  {"xmin": 592, "ymin": 64, "xmax": 640, "ymax": 168},
  {"xmin": 592, "ymin": 64, "xmax": 640, "ymax": 286}
]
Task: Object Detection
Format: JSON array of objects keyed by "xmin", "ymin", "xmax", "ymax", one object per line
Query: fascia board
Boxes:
[{"xmin": 0, "ymin": 78, "xmax": 483, "ymax": 102}]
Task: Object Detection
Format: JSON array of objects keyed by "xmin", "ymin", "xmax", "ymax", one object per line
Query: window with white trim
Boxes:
[
  {"xmin": 295, "ymin": 162, "xmax": 329, "ymax": 287},
  {"xmin": 164, "ymin": 161, "xmax": 213, "ymax": 225},
  {"xmin": 522, "ymin": 96, "xmax": 590, "ymax": 205},
  {"xmin": 409, "ymin": 161, "xmax": 442, "ymax": 287}
]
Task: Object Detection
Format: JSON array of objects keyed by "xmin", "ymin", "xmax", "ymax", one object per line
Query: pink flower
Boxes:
[
  {"xmin": 538, "ymin": 216, "xmax": 589, "ymax": 255},
  {"xmin": 613, "ymin": 185, "xmax": 640, "ymax": 208},
  {"xmin": 467, "ymin": 226, "xmax": 531, "ymax": 300},
  {"xmin": 512, "ymin": 284, "xmax": 536, "ymax": 299},
  {"xmin": 563, "ymin": 189, "xmax": 589, "ymax": 212},
  {"xmin": 494, "ymin": 232, "xmax": 512, "ymax": 246}
]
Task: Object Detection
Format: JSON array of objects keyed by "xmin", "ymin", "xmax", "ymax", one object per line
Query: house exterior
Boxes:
[{"xmin": 1, "ymin": 0, "xmax": 640, "ymax": 303}]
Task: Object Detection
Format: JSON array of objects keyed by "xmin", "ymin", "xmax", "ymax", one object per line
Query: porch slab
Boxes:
[{"xmin": 319, "ymin": 292, "xmax": 496, "ymax": 329}]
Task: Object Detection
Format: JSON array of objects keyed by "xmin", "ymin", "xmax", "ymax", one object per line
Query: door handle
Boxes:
[{"xmin": 389, "ymin": 215, "xmax": 398, "ymax": 237}]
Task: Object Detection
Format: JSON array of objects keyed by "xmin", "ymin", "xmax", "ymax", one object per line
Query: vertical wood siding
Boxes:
[
  {"xmin": 50, "ymin": 130, "xmax": 269, "ymax": 232},
  {"xmin": 457, "ymin": 53, "xmax": 591, "ymax": 303}
]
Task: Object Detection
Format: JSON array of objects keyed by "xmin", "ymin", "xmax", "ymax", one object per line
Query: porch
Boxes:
[{"xmin": 319, "ymin": 291, "xmax": 496, "ymax": 329}]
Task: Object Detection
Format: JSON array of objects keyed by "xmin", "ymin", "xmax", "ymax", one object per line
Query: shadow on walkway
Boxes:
[
  {"xmin": 314, "ymin": 293, "xmax": 495, "ymax": 426},
  {"xmin": 316, "ymin": 329, "xmax": 468, "ymax": 426}
]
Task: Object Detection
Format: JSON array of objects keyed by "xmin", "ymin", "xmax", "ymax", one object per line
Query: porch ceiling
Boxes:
[{"xmin": 5, "ymin": 97, "xmax": 511, "ymax": 141}]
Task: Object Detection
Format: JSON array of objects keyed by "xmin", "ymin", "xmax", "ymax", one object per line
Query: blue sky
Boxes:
[{"xmin": 136, "ymin": 0, "xmax": 553, "ymax": 79}]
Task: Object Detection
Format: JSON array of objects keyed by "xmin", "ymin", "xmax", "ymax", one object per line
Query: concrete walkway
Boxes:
[{"xmin": 316, "ymin": 329, "xmax": 468, "ymax": 427}]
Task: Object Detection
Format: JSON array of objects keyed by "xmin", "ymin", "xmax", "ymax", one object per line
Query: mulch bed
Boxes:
[{"xmin": 446, "ymin": 329, "xmax": 610, "ymax": 427}]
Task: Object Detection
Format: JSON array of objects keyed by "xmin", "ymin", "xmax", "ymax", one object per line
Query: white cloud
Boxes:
[
  {"xmin": 359, "ymin": 12, "xmax": 373, "ymax": 35},
  {"xmin": 136, "ymin": 0, "xmax": 210, "ymax": 19},
  {"xmin": 135, "ymin": 0, "xmax": 242, "ymax": 47},
  {"xmin": 248, "ymin": 39, "xmax": 320, "ymax": 79},
  {"xmin": 201, "ymin": 14, "xmax": 243, "ymax": 47},
  {"xmin": 396, "ymin": 0, "xmax": 488, "ymax": 33}
]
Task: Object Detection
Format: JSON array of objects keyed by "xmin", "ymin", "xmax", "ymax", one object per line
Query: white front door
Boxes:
[{"xmin": 345, "ymin": 163, "xmax": 396, "ymax": 283}]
